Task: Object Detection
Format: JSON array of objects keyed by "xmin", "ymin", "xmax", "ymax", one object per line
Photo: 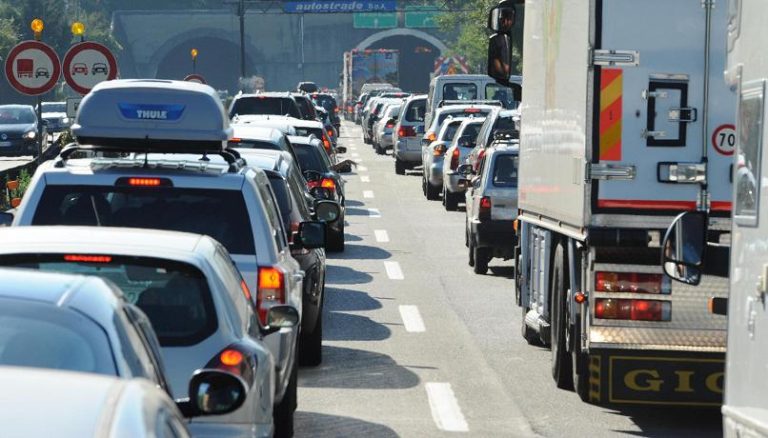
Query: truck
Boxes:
[
  {"xmin": 662, "ymin": 0, "xmax": 768, "ymax": 434},
  {"xmin": 487, "ymin": 0, "xmax": 734, "ymax": 405},
  {"xmin": 341, "ymin": 49, "xmax": 399, "ymax": 112}
]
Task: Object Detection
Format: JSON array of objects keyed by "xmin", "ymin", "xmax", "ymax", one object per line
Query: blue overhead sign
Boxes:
[{"xmin": 283, "ymin": 1, "xmax": 397, "ymax": 13}]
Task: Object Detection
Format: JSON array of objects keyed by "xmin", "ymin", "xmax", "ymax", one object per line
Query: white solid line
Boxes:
[
  {"xmin": 399, "ymin": 305, "xmax": 425, "ymax": 332},
  {"xmin": 425, "ymin": 383, "xmax": 470, "ymax": 432},
  {"xmin": 384, "ymin": 261, "xmax": 403, "ymax": 280},
  {"xmin": 374, "ymin": 229, "xmax": 389, "ymax": 242},
  {"xmin": 358, "ymin": 165, "xmax": 368, "ymax": 171},
  {"xmin": 360, "ymin": 175, "xmax": 370, "ymax": 183},
  {"xmin": 363, "ymin": 190, "xmax": 374, "ymax": 198},
  {"xmin": 368, "ymin": 208, "xmax": 381, "ymax": 218}
]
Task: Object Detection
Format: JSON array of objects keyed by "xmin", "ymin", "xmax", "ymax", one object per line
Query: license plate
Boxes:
[{"xmin": 0, "ymin": 141, "xmax": 12, "ymax": 147}]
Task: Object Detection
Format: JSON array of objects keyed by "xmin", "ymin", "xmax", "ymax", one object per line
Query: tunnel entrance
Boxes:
[{"xmin": 366, "ymin": 35, "xmax": 441, "ymax": 93}]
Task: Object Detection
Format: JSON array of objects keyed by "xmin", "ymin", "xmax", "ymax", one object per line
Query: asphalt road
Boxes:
[{"xmin": 295, "ymin": 121, "xmax": 723, "ymax": 437}]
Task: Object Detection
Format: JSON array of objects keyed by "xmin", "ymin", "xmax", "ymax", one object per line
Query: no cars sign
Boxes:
[
  {"xmin": 63, "ymin": 42, "xmax": 118, "ymax": 95},
  {"xmin": 4, "ymin": 40, "xmax": 61, "ymax": 96}
]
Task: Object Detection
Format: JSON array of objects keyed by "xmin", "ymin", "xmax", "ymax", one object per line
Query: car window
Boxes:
[
  {"xmin": 121, "ymin": 312, "xmax": 163, "ymax": 384},
  {"xmin": 267, "ymin": 176, "xmax": 293, "ymax": 236},
  {"xmin": 386, "ymin": 106, "xmax": 402, "ymax": 118},
  {"xmin": 405, "ymin": 100, "xmax": 426, "ymax": 122},
  {"xmin": 442, "ymin": 83, "xmax": 477, "ymax": 101},
  {"xmin": 256, "ymin": 180, "xmax": 288, "ymax": 251},
  {"xmin": 31, "ymin": 186, "xmax": 256, "ymax": 255},
  {"xmin": 486, "ymin": 83, "xmax": 519, "ymax": 109},
  {"xmin": 294, "ymin": 127, "xmax": 324, "ymax": 140},
  {"xmin": 0, "ymin": 297, "xmax": 116, "ymax": 375},
  {"xmin": 294, "ymin": 144, "xmax": 327, "ymax": 173},
  {"xmin": 492, "ymin": 154, "xmax": 519, "ymax": 187},
  {"xmin": 440, "ymin": 121, "xmax": 464, "ymax": 142},
  {"xmin": 294, "ymin": 96, "xmax": 317, "ymax": 119},
  {"xmin": 0, "ymin": 255, "xmax": 218, "ymax": 347},
  {"xmin": 230, "ymin": 97, "xmax": 301, "ymax": 119},
  {"xmin": 459, "ymin": 122, "xmax": 484, "ymax": 143}
]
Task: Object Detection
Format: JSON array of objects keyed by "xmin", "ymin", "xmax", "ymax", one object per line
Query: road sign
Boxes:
[
  {"xmin": 4, "ymin": 40, "xmax": 61, "ymax": 96},
  {"xmin": 66, "ymin": 97, "xmax": 82, "ymax": 118},
  {"xmin": 353, "ymin": 12, "xmax": 397, "ymax": 29},
  {"xmin": 405, "ymin": 5, "xmax": 440, "ymax": 28},
  {"xmin": 184, "ymin": 74, "xmax": 207, "ymax": 84},
  {"xmin": 62, "ymin": 42, "xmax": 118, "ymax": 95},
  {"xmin": 712, "ymin": 124, "xmax": 736, "ymax": 156},
  {"xmin": 284, "ymin": 1, "xmax": 396, "ymax": 13}
]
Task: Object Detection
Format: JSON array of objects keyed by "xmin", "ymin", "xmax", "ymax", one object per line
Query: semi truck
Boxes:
[
  {"xmin": 488, "ymin": 0, "xmax": 734, "ymax": 405},
  {"xmin": 341, "ymin": 49, "xmax": 399, "ymax": 110},
  {"xmin": 662, "ymin": 0, "xmax": 768, "ymax": 434}
]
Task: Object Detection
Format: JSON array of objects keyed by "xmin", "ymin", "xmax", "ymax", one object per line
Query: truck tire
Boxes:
[
  {"xmin": 551, "ymin": 242, "xmax": 574, "ymax": 389},
  {"xmin": 395, "ymin": 159, "xmax": 406, "ymax": 175}
]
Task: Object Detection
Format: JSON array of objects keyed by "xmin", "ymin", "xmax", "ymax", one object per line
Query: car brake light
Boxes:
[
  {"xmin": 257, "ymin": 267, "xmax": 285, "ymax": 326},
  {"xmin": 320, "ymin": 178, "xmax": 336, "ymax": 190},
  {"xmin": 220, "ymin": 349, "xmax": 244, "ymax": 366},
  {"xmin": 399, "ymin": 126, "xmax": 416, "ymax": 137},
  {"xmin": 322, "ymin": 136, "xmax": 332, "ymax": 152},
  {"xmin": 594, "ymin": 298, "xmax": 671, "ymax": 321},
  {"xmin": 230, "ymin": 137, "xmax": 242, "ymax": 142},
  {"xmin": 426, "ymin": 131, "xmax": 437, "ymax": 143},
  {"xmin": 386, "ymin": 121, "xmax": 396, "ymax": 128},
  {"xmin": 63, "ymin": 254, "xmax": 112, "ymax": 263},
  {"xmin": 116, "ymin": 177, "xmax": 172, "ymax": 188},
  {"xmin": 450, "ymin": 147, "xmax": 460, "ymax": 170},
  {"xmin": 595, "ymin": 272, "xmax": 666, "ymax": 294},
  {"xmin": 479, "ymin": 196, "xmax": 491, "ymax": 220},
  {"xmin": 465, "ymin": 108, "xmax": 481, "ymax": 114},
  {"xmin": 327, "ymin": 129, "xmax": 334, "ymax": 138}
]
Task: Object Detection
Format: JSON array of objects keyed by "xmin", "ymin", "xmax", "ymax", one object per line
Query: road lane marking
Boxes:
[
  {"xmin": 350, "ymin": 146, "xmax": 357, "ymax": 151},
  {"xmin": 384, "ymin": 261, "xmax": 403, "ymax": 279},
  {"xmin": 425, "ymin": 383, "xmax": 469, "ymax": 432},
  {"xmin": 368, "ymin": 208, "xmax": 381, "ymax": 218},
  {"xmin": 352, "ymin": 152, "xmax": 360, "ymax": 157},
  {"xmin": 358, "ymin": 165, "xmax": 368, "ymax": 171},
  {"xmin": 399, "ymin": 305, "xmax": 425, "ymax": 332},
  {"xmin": 360, "ymin": 175, "xmax": 370, "ymax": 183},
  {"xmin": 374, "ymin": 229, "xmax": 389, "ymax": 242},
  {"xmin": 363, "ymin": 190, "xmax": 374, "ymax": 198}
]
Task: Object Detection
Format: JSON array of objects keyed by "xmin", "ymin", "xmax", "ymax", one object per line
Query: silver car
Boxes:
[
  {"xmin": 372, "ymin": 103, "xmax": 402, "ymax": 155},
  {"xmin": 441, "ymin": 117, "xmax": 486, "ymax": 211},
  {"xmin": 392, "ymin": 95, "xmax": 427, "ymax": 174},
  {"xmin": 422, "ymin": 116, "xmax": 470, "ymax": 200}
]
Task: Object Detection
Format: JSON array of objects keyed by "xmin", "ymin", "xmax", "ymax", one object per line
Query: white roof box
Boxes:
[{"xmin": 72, "ymin": 79, "xmax": 232, "ymax": 153}]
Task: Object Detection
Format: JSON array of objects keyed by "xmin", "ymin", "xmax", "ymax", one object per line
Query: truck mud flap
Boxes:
[{"xmin": 586, "ymin": 350, "xmax": 724, "ymax": 406}]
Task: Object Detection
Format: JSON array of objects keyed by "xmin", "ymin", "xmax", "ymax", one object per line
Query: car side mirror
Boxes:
[
  {"xmin": 336, "ymin": 146, "xmax": 347, "ymax": 154},
  {"xmin": 295, "ymin": 221, "xmax": 326, "ymax": 249},
  {"xmin": 0, "ymin": 212, "xmax": 14, "ymax": 226},
  {"xmin": 661, "ymin": 211, "xmax": 708, "ymax": 285},
  {"xmin": 176, "ymin": 369, "xmax": 248, "ymax": 418},
  {"xmin": 457, "ymin": 164, "xmax": 474, "ymax": 176},
  {"xmin": 314, "ymin": 200, "xmax": 341, "ymax": 223},
  {"xmin": 262, "ymin": 305, "xmax": 300, "ymax": 335}
]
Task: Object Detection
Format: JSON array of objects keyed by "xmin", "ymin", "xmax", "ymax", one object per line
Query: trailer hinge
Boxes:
[
  {"xmin": 586, "ymin": 163, "xmax": 636, "ymax": 181},
  {"xmin": 592, "ymin": 49, "xmax": 640, "ymax": 67},
  {"xmin": 701, "ymin": 0, "xmax": 715, "ymax": 9}
]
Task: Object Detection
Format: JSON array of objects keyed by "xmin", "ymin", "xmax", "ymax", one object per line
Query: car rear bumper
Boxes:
[
  {"xmin": 471, "ymin": 219, "xmax": 517, "ymax": 253},
  {"xmin": 394, "ymin": 139, "xmax": 422, "ymax": 162},
  {"xmin": 427, "ymin": 160, "xmax": 443, "ymax": 186},
  {"xmin": 444, "ymin": 172, "xmax": 465, "ymax": 193}
]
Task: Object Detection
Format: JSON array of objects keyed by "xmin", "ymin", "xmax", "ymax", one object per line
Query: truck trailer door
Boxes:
[{"xmin": 593, "ymin": 0, "xmax": 734, "ymax": 216}]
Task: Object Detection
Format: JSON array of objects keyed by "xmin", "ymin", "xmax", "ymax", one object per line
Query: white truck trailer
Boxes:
[{"xmin": 490, "ymin": 0, "xmax": 734, "ymax": 405}]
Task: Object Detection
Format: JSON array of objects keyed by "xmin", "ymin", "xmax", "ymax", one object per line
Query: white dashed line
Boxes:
[
  {"xmin": 363, "ymin": 190, "xmax": 374, "ymax": 198},
  {"xmin": 374, "ymin": 229, "xmax": 389, "ymax": 242},
  {"xmin": 358, "ymin": 165, "xmax": 368, "ymax": 171},
  {"xmin": 351, "ymin": 153, "xmax": 360, "ymax": 157},
  {"xmin": 399, "ymin": 305, "xmax": 425, "ymax": 332},
  {"xmin": 425, "ymin": 383, "xmax": 469, "ymax": 432},
  {"xmin": 360, "ymin": 175, "xmax": 370, "ymax": 183},
  {"xmin": 384, "ymin": 261, "xmax": 403, "ymax": 279},
  {"xmin": 368, "ymin": 208, "xmax": 381, "ymax": 218},
  {"xmin": 350, "ymin": 146, "xmax": 357, "ymax": 151}
]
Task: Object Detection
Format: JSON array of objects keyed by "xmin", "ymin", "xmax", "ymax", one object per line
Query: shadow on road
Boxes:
[
  {"xmin": 345, "ymin": 199, "xmax": 365, "ymax": 207},
  {"xmin": 610, "ymin": 406, "xmax": 722, "ymax": 437},
  {"xmin": 294, "ymin": 412, "xmax": 399, "ymax": 438},
  {"xmin": 345, "ymin": 207, "xmax": 372, "ymax": 216},
  {"xmin": 299, "ymin": 345, "xmax": 419, "ymax": 390},
  {"xmin": 489, "ymin": 265, "xmax": 515, "ymax": 279},
  {"xmin": 324, "ymin": 312, "xmax": 391, "ymax": 342},
  {"xmin": 331, "ymin": 244, "xmax": 392, "ymax": 261},
  {"xmin": 326, "ymin": 265, "xmax": 374, "ymax": 285},
  {"xmin": 326, "ymin": 287, "xmax": 382, "ymax": 312}
]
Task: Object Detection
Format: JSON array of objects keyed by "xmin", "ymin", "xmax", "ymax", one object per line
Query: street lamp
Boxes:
[{"xmin": 71, "ymin": 21, "xmax": 85, "ymax": 42}]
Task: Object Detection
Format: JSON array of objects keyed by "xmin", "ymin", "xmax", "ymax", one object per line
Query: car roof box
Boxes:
[{"xmin": 72, "ymin": 79, "xmax": 232, "ymax": 153}]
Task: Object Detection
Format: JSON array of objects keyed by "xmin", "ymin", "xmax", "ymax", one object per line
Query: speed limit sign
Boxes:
[{"xmin": 712, "ymin": 124, "xmax": 736, "ymax": 156}]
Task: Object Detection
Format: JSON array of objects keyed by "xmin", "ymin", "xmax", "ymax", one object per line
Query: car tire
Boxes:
[
  {"xmin": 273, "ymin": 361, "xmax": 297, "ymax": 438},
  {"xmin": 300, "ymin": 308, "xmax": 323, "ymax": 367},
  {"xmin": 422, "ymin": 176, "xmax": 427, "ymax": 197},
  {"xmin": 551, "ymin": 242, "xmax": 574, "ymax": 390},
  {"xmin": 395, "ymin": 159, "xmax": 405, "ymax": 175},
  {"xmin": 327, "ymin": 227, "xmax": 345, "ymax": 252},
  {"xmin": 444, "ymin": 187, "xmax": 458, "ymax": 211},
  {"xmin": 473, "ymin": 246, "xmax": 489, "ymax": 274},
  {"xmin": 465, "ymin": 218, "xmax": 469, "ymax": 247},
  {"xmin": 426, "ymin": 181, "xmax": 440, "ymax": 200},
  {"xmin": 468, "ymin": 240, "xmax": 475, "ymax": 267}
]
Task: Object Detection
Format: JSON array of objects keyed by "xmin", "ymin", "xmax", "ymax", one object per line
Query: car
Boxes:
[
  {"xmin": 8, "ymin": 80, "xmax": 310, "ymax": 437},
  {"xmin": 461, "ymin": 141, "xmax": 519, "ymax": 274},
  {"xmin": 72, "ymin": 63, "xmax": 88, "ymax": 75},
  {"xmin": 0, "ymin": 367, "xmax": 246, "ymax": 438},
  {"xmin": 297, "ymin": 81, "xmax": 319, "ymax": 93},
  {"xmin": 372, "ymin": 102, "xmax": 402, "ymax": 155},
  {"xmin": 234, "ymin": 114, "xmax": 339, "ymax": 162},
  {"xmin": 441, "ymin": 117, "xmax": 487, "ymax": 211},
  {"xmin": 392, "ymin": 94, "xmax": 427, "ymax": 174},
  {"xmin": 315, "ymin": 105, "xmax": 339, "ymax": 141},
  {"xmin": 0, "ymin": 104, "xmax": 47, "ymax": 157},
  {"xmin": 287, "ymin": 134, "xmax": 347, "ymax": 252},
  {"xmin": 425, "ymin": 74, "xmax": 521, "ymax": 128},
  {"xmin": 422, "ymin": 116, "xmax": 470, "ymax": 200},
  {"xmin": 467, "ymin": 107, "xmax": 520, "ymax": 172},
  {"xmin": 363, "ymin": 98, "xmax": 403, "ymax": 145},
  {"xmin": 229, "ymin": 124, "xmax": 300, "ymax": 164},
  {"xmin": 229, "ymin": 92, "xmax": 303, "ymax": 119},
  {"xmin": 92, "ymin": 62, "xmax": 108, "ymax": 75},
  {"xmin": 0, "ymin": 227, "xmax": 309, "ymax": 437},
  {"xmin": 291, "ymin": 92, "xmax": 319, "ymax": 121},
  {"xmin": 35, "ymin": 67, "xmax": 49, "ymax": 78},
  {"xmin": 310, "ymin": 93, "xmax": 341, "ymax": 129},
  {"xmin": 421, "ymin": 104, "xmax": 499, "ymax": 149},
  {"xmin": 39, "ymin": 101, "xmax": 71, "ymax": 133}
]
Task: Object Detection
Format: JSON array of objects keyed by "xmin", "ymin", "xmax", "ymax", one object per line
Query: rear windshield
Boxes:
[
  {"xmin": 42, "ymin": 103, "xmax": 66, "ymax": 113},
  {"xmin": 486, "ymin": 84, "xmax": 520, "ymax": 109},
  {"xmin": 294, "ymin": 144, "xmax": 326, "ymax": 173},
  {"xmin": 492, "ymin": 155, "xmax": 519, "ymax": 187},
  {"xmin": 405, "ymin": 100, "xmax": 426, "ymax": 122},
  {"xmin": 440, "ymin": 121, "xmax": 464, "ymax": 142},
  {"xmin": 295, "ymin": 127, "xmax": 324, "ymax": 139},
  {"xmin": 228, "ymin": 139, "xmax": 281, "ymax": 150},
  {"xmin": 311, "ymin": 95, "xmax": 337, "ymax": 112},
  {"xmin": 294, "ymin": 97, "xmax": 316, "ymax": 119},
  {"xmin": 459, "ymin": 123, "xmax": 483, "ymax": 144},
  {"xmin": 230, "ymin": 97, "xmax": 301, "ymax": 119},
  {"xmin": 442, "ymin": 83, "xmax": 478, "ymax": 101},
  {"xmin": 0, "ymin": 256, "xmax": 217, "ymax": 347},
  {"xmin": 0, "ymin": 297, "xmax": 116, "ymax": 374},
  {"xmin": 31, "ymin": 186, "xmax": 255, "ymax": 255}
]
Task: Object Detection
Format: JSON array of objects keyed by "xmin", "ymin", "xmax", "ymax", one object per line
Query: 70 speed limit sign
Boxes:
[{"xmin": 712, "ymin": 124, "xmax": 736, "ymax": 156}]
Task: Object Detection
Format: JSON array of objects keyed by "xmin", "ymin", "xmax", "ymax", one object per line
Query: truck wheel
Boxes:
[
  {"xmin": 395, "ymin": 159, "xmax": 405, "ymax": 175},
  {"xmin": 473, "ymin": 246, "xmax": 489, "ymax": 274},
  {"xmin": 571, "ymin": 316, "xmax": 590, "ymax": 402},
  {"xmin": 551, "ymin": 243, "xmax": 574, "ymax": 389}
]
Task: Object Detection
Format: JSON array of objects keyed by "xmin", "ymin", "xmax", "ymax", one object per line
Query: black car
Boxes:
[
  {"xmin": 229, "ymin": 92, "xmax": 302, "ymax": 119},
  {"xmin": 310, "ymin": 93, "xmax": 341, "ymax": 129},
  {"xmin": 0, "ymin": 105, "xmax": 46, "ymax": 157},
  {"xmin": 291, "ymin": 93, "xmax": 319, "ymax": 121}
]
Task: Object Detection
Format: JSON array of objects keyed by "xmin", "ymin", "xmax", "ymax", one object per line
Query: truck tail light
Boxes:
[
  {"xmin": 257, "ymin": 267, "xmax": 285, "ymax": 326},
  {"xmin": 479, "ymin": 196, "xmax": 491, "ymax": 220},
  {"xmin": 594, "ymin": 299, "xmax": 671, "ymax": 321},
  {"xmin": 595, "ymin": 272, "xmax": 667, "ymax": 294},
  {"xmin": 399, "ymin": 126, "xmax": 416, "ymax": 137},
  {"xmin": 450, "ymin": 148, "xmax": 460, "ymax": 170}
]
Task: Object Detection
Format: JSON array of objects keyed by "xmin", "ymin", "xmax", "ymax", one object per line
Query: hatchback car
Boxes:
[
  {"xmin": 229, "ymin": 92, "xmax": 303, "ymax": 119},
  {"xmin": 372, "ymin": 103, "xmax": 402, "ymax": 155},
  {"xmin": 310, "ymin": 93, "xmax": 341, "ymax": 129},
  {"xmin": 392, "ymin": 94, "xmax": 427, "ymax": 174},
  {"xmin": 422, "ymin": 116, "xmax": 470, "ymax": 200},
  {"xmin": 0, "ymin": 104, "xmax": 46, "ymax": 157},
  {"xmin": 442, "ymin": 117, "xmax": 487, "ymax": 210}
]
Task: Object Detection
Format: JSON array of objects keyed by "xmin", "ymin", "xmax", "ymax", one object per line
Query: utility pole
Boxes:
[{"xmin": 239, "ymin": 0, "xmax": 246, "ymax": 80}]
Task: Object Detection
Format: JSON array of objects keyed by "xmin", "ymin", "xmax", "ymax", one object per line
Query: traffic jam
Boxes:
[{"xmin": 0, "ymin": 0, "xmax": 764, "ymax": 437}]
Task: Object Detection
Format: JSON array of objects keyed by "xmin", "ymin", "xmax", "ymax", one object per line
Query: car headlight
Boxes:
[{"xmin": 23, "ymin": 131, "xmax": 36, "ymax": 140}]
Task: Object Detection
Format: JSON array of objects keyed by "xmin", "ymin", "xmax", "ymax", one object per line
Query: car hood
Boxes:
[{"xmin": 0, "ymin": 123, "xmax": 35, "ymax": 134}]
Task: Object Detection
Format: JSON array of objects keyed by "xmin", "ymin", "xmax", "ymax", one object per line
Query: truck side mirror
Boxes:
[
  {"xmin": 486, "ymin": 2, "xmax": 517, "ymax": 85},
  {"xmin": 661, "ymin": 211, "xmax": 708, "ymax": 285}
]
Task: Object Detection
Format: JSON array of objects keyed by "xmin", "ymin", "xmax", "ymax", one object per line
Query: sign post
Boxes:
[{"xmin": 62, "ymin": 41, "xmax": 118, "ymax": 95}]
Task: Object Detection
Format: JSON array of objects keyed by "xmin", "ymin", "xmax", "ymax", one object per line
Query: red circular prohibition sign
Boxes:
[
  {"xmin": 4, "ymin": 41, "xmax": 61, "ymax": 96},
  {"xmin": 63, "ymin": 41, "xmax": 118, "ymax": 95}
]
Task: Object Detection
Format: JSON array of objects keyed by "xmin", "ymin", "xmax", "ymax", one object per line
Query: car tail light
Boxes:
[
  {"xmin": 464, "ymin": 108, "xmax": 481, "ymax": 114},
  {"xmin": 322, "ymin": 136, "xmax": 332, "ymax": 152},
  {"xmin": 386, "ymin": 121, "xmax": 396, "ymax": 129},
  {"xmin": 63, "ymin": 254, "xmax": 112, "ymax": 263},
  {"xmin": 479, "ymin": 196, "xmax": 491, "ymax": 220},
  {"xmin": 220, "ymin": 349, "xmax": 244, "ymax": 366},
  {"xmin": 425, "ymin": 131, "xmax": 437, "ymax": 143},
  {"xmin": 334, "ymin": 108, "xmax": 340, "ymax": 113},
  {"xmin": 595, "ymin": 299, "xmax": 671, "ymax": 321},
  {"xmin": 595, "ymin": 272, "xmax": 666, "ymax": 294},
  {"xmin": 257, "ymin": 266, "xmax": 285, "ymax": 326},
  {"xmin": 116, "ymin": 177, "xmax": 172, "ymax": 188},
  {"xmin": 327, "ymin": 129, "xmax": 335, "ymax": 138},
  {"xmin": 399, "ymin": 126, "xmax": 416, "ymax": 137},
  {"xmin": 433, "ymin": 144, "xmax": 446, "ymax": 156},
  {"xmin": 205, "ymin": 345, "xmax": 254, "ymax": 380},
  {"xmin": 320, "ymin": 178, "xmax": 336, "ymax": 190},
  {"xmin": 450, "ymin": 148, "xmax": 460, "ymax": 170}
]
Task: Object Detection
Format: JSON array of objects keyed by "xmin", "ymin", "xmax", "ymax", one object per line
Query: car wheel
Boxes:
[
  {"xmin": 422, "ymin": 176, "xmax": 427, "ymax": 197},
  {"xmin": 473, "ymin": 246, "xmax": 489, "ymax": 274},
  {"xmin": 300, "ymin": 305, "xmax": 323, "ymax": 367},
  {"xmin": 465, "ymin": 218, "xmax": 469, "ymax": 247},
  {"xmin": 273, "ymin": 361, "xmax": 297, "ymax": 438},
  {"xmin": 551, "ymin": 242, "xmax": 574, "ymax": 390},
  {"xmin": 444, "ymin": 188, "xmax": 459, "ymax": 211},
  {"xmin": 426, "ymin": 182, "xmax": 440, "ymax": 200},
  {"xmin": 468, "ymin": 240, "xmax": 475, "ymax": 267},
  {"xmin": 395, "ymin": 159, "xmax": 405, "ymax": 175},
  {"xmin": 327, "ymin": 227, "xmax": 345, "ymax": 252}
]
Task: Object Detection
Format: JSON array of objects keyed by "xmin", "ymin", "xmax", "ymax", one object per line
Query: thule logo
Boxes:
[
  {"xmin": 136, "ymin": 109, "xmax": 168, "ymax": 120},
  {"xmin": 119, "ymin": 103, "xmax": 185, "ymax": 121}
]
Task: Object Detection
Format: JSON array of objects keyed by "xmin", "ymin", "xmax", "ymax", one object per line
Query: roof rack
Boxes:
[{"xmin": 438, "ymin": 100, "xmax": 503, "ymax": 108}]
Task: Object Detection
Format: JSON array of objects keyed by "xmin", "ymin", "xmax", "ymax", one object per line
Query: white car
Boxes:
[
  {"xmin": 372, "ymin": 103, "xmax": 402, "ymax": 155},
  {"xmin": 441, "ymin": 117, "xmax": 487, "ymax": 211},
  {"xmin": 0, "ymin": 226, "xmax": 308, "ymax": 437},
  {"xmin": 422, "ymin": 116, "xmax": 471, "ymax": 200}
]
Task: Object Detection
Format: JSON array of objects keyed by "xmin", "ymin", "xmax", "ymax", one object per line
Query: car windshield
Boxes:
[
  {"xmin": 42, "ymin": 103, "xmax": 66, "ymax": 113},
  {"xmin": 228, "ymin": 139, "xmax": 281, "ymax": 150},
  {"xmin": 0, "ymin": 107, "xmax": 36, "ymax": 125},
  {"xmin": 0, "ymin": 256, "xmax": 217, "ymax": 347},
  {"xmin": 443, "ymin": 83, "xmax": 478, "ymax": 101},
  {"xmin": 230, "ymin": 97, "xmax": 301, "ymax": 119},
  {"xmin": 31, "ymin": 186, "xmax": 255, "ymax": 255},
  {"xmin": 492, "ymin": 154, "xmax": 519, "ymax": 187},
  {"xmin": 294, "ymin": 144, "xmax": 327, "ymax": 173},
  {"xmin": 0, "ymin": 297, "xmax": 116, "ymax": 375}
]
